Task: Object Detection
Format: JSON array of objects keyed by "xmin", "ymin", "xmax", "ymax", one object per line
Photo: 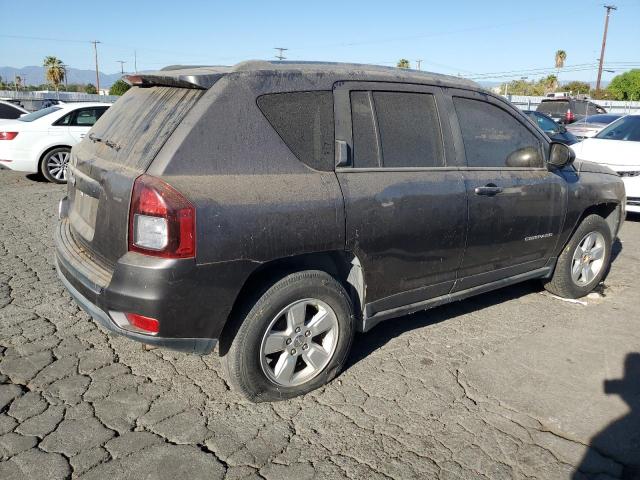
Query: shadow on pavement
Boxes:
[
  {"xmin": 345, "ymin": 280, "xmax": 542, "ymax": 370},
  {"xmin": 625, "ymin": 212, "xmax": 640, "ymax": 223},
  {"xmin": 611, "ymin": 238, "xmax": 623, "ymax": 264},
  {"xmin": 26, "ymin": 173, "xmax": 49, "ymax": 183},
  {"xmin": 573, "ymin": 353, "xmax": 640, "ymax": 479}
]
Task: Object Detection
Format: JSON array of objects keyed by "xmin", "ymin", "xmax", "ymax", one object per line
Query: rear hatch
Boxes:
[
  {"xmin": 67, "ymin": 84, "xmax": 205, "ymax": 268},
  {"xmin": 537, "ymin": 100, "xmax": 570, "ymax": 122}
]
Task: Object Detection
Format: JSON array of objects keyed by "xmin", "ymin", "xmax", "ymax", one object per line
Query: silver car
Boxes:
[{"xmin": 567, "ymin": 114, "xmax": 623, "ymax": 140}]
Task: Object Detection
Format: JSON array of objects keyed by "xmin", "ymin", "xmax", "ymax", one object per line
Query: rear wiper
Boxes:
[
  {"xmin": 88, "ymin": 133, "xmax": 103, "ymax": 144},
  {"xmin": 88, "ymin": 133, "xmax": 121, "ymax": 151}
]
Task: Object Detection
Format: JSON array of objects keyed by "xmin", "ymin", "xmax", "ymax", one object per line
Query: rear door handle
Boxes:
[{"xmin": 474, "ymin": 184, "xmax": 503, "ymax": 196}]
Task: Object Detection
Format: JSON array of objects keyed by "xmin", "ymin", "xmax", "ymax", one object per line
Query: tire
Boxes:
[
  {"xmin": 544, "ymin": 214, "xmax": 612, "ymax": 299},
  {"xmin": 41, "ymin": 147, "xmax": 70, "ymax": 184},
  {"xmin": 222, "ymin": 270, "xmax": 355, "ymax": 402}
]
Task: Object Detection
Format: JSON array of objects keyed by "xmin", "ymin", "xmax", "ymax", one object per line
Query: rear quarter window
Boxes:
[{"xmin": 257, "ymin": 91, "xmax": 334, "ymax": 171}]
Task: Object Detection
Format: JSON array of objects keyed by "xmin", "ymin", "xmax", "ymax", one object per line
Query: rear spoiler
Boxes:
[{"xmin": 123, "ymin": 66, "xmax": 231, "ymax": 90}]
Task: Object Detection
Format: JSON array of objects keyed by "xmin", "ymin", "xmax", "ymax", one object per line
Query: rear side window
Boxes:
[
  {"xmin": 373, "ymin": 91, "xmax": 444, "ymax": 168},
  {"xmin": 257, "ymin": 91, "xmax": 334, "ymax": 171},
  {"xmin": 350, "ymin": 91, "xmax": 380, "ymax": 168},
  {"xmin": 454, "ymin": 97, "xmax": 542, "ymax": 168},
  {"xmin": 70, "ymin": 107, "xmax": 108, "ymax": 126},
  {"xmin": 538, "ymin": 101, "xmax": 569, "ymax": 115},
  {"xmin": 88, "ymin": 86, "xmax": 203, "ymax": 169}
]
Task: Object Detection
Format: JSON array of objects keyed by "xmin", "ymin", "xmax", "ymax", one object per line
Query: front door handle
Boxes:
[{"xmin": 474, "ymin": 184, "xmax": 503, "ymax": 196}]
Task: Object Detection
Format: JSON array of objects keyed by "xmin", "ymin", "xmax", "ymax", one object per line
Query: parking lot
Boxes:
[{"xmin": 0, "ymin": 169, "xmax": 638, "ymax": 479}]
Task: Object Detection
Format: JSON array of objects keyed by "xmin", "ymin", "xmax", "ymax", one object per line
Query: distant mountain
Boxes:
[{"xmin": 0, "ymin": 66, "xmax": 122, "ymax": 88}]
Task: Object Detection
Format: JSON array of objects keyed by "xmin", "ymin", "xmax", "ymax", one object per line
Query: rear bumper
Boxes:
[
  {"xmin": 54, "ymin": 208, "xmax": 250, "ymax": 354},
  {"xmin": 56, "ymin": 261, "xmax": 217, "ymax": 354}
]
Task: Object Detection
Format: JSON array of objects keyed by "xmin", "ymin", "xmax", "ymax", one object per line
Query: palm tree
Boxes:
[
  {"xmin": 43, "ymin": 56, "xmax": 65, "ymax": 92},
  {"xmin": 397, "ymin": 59, "xmax": 410, "ymax": 69},
  {"xmin": 555, "ymin": 50, "xmax": 567, "ymax": 84}
]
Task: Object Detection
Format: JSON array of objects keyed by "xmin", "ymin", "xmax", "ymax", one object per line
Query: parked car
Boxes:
[
  {"xmin": 566, "ymin": 114, "xmax": 624, "ymax": 140},
  {"xmin": 537, "ymin": 98, "xmax": 607, "ymax": 124},
  {"xmin": 523, "ymin": 110, "xmax": 578, "ymax": 145},
  {"xmin": 55, "ymin": 61, "xmax": 625, "ymax": 402},
  {"xmin": 572, "ymin": 114, "xmax": 640, "ymax": 213},
  {"xmin": 0, "ymin": 100, "xmax": 28, "ymax": 120},
  {"xmin": 0, "ymin": 102, "xmax": 110, "ymax": 183}
]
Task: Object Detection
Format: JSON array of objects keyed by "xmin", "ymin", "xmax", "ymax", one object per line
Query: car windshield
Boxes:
[
  {"xmin": 582, "ymin": 114, "xmax": 621, "ymax": 125},
  {"xmin": 18, "ymin": 106, "xmax": 62, "ymax": 122},
  {"xmin": 595, "ymin": 116, "xmax": 640, "ymax": 141}
]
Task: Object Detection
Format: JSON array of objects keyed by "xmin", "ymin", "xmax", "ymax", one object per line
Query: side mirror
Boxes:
[
  {"xmin": 548, "ymin": 142, "xmax": 575, "ymax": 169},
  {"xmin": 506, "ymin": 146, "xmax": 542, "ymax": 168}
]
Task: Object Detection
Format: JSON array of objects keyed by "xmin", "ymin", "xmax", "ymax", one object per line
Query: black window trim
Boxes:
[
  {"xmin": 334, "ymin": 81, "xmax": 455, "ymax": 172},
  {"xmin": 448, "ymin": 88, "xmax": 548, "ymax": 171}
]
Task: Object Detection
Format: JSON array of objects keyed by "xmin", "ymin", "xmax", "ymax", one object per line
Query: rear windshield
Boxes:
[
  {"xmin": 87, "ymin": 86, "xmax": 203, "ymax": 169},
  {"xmin": 595, "ymin": 116, "xmax": 640, "ymax": 141},
  {"xmin": 583, "ymin": 114, "xmax": 621, "ymax": 124},
  {"xmin": 537, "ymin": 101, "xmax": 569, "ymax": 115},
  {"xmin": 18, "ymin": 106, "xmax": 62, "ymax": 122},
  {"xmin": 257, "ymin": 91, "xmax": 334, "ymax": 171}
]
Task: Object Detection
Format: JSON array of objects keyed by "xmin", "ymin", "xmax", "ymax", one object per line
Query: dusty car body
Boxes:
[{"xmin": 55, "ymin": 61, "xmax": 626, "ymax": 401}]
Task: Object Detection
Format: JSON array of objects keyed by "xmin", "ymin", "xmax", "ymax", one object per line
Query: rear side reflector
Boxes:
[
  {"xmin": 125, "ymin": 312, "xmax": 159, "ymax": 334},
  {"xmin": 0, "ymin": 132, "xmax": 18, "ymax": 140},
  {"xmin": 129, "ymin": 174, "xmax": 196, "ymax": 258}
]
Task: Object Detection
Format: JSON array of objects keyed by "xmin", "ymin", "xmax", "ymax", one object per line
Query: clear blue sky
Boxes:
[{"xmin": 1, "ymin": 0, "xmax": 638, "ymax": 83}]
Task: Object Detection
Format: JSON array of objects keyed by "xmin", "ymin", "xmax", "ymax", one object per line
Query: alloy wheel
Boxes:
[
  {"xmin": 571, "ymin": 231, "xmax": 606, "ymax": 286},
  {"xmin": 47, "ymin": 151, "xmax": 69, "ymax": 181},
  {"xmin": 259, "ymin": 298, "xmax": 339, "ymax": 387}
]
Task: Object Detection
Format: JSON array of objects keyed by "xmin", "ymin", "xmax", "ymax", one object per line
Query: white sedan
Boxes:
[
  {"xmin": 0, "ymin": 102, "xmax": 110, "ymax": 183},
  {"xmin": 571, "ymin": 114, "xmax": 640, "ymax": 214}
]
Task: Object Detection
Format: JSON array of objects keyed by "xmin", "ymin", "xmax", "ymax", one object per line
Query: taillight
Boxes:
[
  {"xmin": 565, "ymin": 109, "xmax": 575, "ymax": 123},
  {"xmin": 125, "ymin": 312, "xmax": 159, "ymax": 334},
  {"xmin": 128, "ymin": 174, "xmax": 196, "ymax": 258},
  {"xmin": 0, "ymin": 132, "xmax": 18, "ymax": 140}
]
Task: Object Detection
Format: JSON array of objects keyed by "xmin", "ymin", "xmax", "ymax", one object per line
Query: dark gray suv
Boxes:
[{"xmin": 55, "ymin": 61, "xmax": 625, "ymax": 402}]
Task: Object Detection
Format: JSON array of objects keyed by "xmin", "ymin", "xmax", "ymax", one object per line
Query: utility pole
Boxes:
[
  {"xmin": 415, "ymin": 60, "xmax": 422, "ymax": 70},
  {"xmin": 134, "ymin": 50, "xmax": 138, "ymax": 73},
  {"xmin": 116, "ymin": 60, "xmax": 126, "ymax": 74},
  {"xmin": 596, "ymin": 5, "xmax": 617, "ymax": 93},
  {"xmin": 61, "ymin": 64, "xmax": 68, "ymax": 90},
  {"xmin": 91, "ymin": 40, "xmax": 101, "ymax": 93},
  {"xmin": 274, "ymin": 47, "xmax": 288, "ymax": 61}
]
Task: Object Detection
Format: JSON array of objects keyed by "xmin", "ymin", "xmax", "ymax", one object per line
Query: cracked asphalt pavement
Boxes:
[{"xmin": 0, "ymin": 170, "xmax": 638, "ymax": 479}]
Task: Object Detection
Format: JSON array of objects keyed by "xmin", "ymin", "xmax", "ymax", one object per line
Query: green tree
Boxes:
[
  {"xmin": 607, "ymin": 69, "xmax": 640, "ymax": 101},
  {"xmin": 562, "ymin": 81, "xmax": 590, "ymax": 95},
  {"xmin": 43, "ymin": 56, "xmax": 65, "ymax": 92},
  {"xmin": 397, "ymin": 59, "xmax": 410, "ymax": 69},
  {"xmin": 540, "ymin": 74, "xmax": 558, "ymax": 94},
  {"xmin": 109, "ymin": 79, "xmax": 131, "ymax": 96},
  {"xmin": 85, "ymin": 83, "xmax": 97, "ymax": 94}
]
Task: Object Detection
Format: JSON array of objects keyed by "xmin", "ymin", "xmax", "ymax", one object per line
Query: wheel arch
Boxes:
[
  {"xmin": 574, "ymin": 202, "xmax": 622, "ymax": 240},
  {"xmin": 218, "ymin": 251, "xmax": 365, "ymax": 356},
  {"xmin": 38, "ymin": 144, "xmax": 73, "ymax": 171}
]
